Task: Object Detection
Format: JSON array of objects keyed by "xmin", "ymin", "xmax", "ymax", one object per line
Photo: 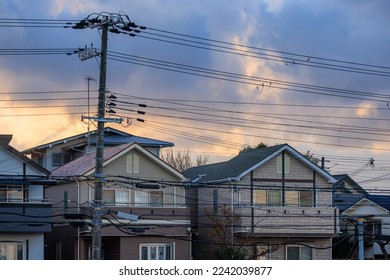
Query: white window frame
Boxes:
[
  {"xmin": 285, "ymin": 189, "xmax": 314, "ymax": 207},
  {"xmin": 127, "ymin": 154, "xmax": 140, "ymax": 174},
  {"xmin": 253, "ymin": 189, "xmax": 282, "ymax": 206},
  {"xmin": 0, "ymin": 242, "xmax": 24, "ymax": 260},
  {"xmin": 139, "ymin": 243, "xmax": 174, "ymax": 260},
  {"xmin": 0, "ymin": 185, "xmax": 24, "ymax": 202},
  {"xmin": 103, "ymin": 189, "xmax": 131, "ymax": 206},
  {"xmin": 134, "ymin": 189, "xmax": 164, "ymax": 207},
  {"xmin": 277, "ymin": 155, "xmax": 290, "ymax": 174},
  {"xmin": 286, "ymin": 245, "xmax": 313, "ymax": 260}
]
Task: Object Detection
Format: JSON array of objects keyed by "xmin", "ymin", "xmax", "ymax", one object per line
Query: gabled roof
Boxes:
[
  {"xmin": 0, "ymin": 136, "xmax": 50, "ymax": 176},
  {"xmin": 332, "ymin": 174, "xmax": 368, "ymax": 195},
  {"xmin": 184, "ymin": 143, "xmax": 336, "ymax": 184},
  {"xmin": 333, "ymin": 194, "xmax": 390, "ymax": 213},
  {"xmin": 50, "ymin": 142, "xmax": 186, "ymax": 181},
  {"xmin": 23, "ymin": 127, "xmax": 173, "ymax": 153}
]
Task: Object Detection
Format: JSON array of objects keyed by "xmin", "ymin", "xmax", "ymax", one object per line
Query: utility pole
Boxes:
[
  {"xmin": 73, "ymin": 12, "xmax": 145, "ymax": 260},
  {"xmin": 357, "ymin": 218, "xmax": 365, "ymax": 260},
  {"xmin": 85, "ymin": 76, "xmax": 96, "ymax": 151}
]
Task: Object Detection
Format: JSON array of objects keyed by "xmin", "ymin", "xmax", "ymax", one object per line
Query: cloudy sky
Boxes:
[{"xmin": 1, "ymin": 0, "xmax": 390, "ymax": 191}]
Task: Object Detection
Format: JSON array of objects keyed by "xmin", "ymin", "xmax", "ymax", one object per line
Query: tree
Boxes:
[
  {"xmin": 203, "ymin": 205, "xmax": 247, "ymax": 259},
  {"xmin": 161, "ymin": 149, "xmax": 209, "ymax": 172},
  {"xmin": 239, "ymin": 143, "xmax": 268, "ymax": 153},
  {"xmin": 304, "ymin": 150, "xmax": 321, "ymax": 166}
]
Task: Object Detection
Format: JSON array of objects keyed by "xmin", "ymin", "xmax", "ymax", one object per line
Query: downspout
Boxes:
[
  {"xmin": 282, "ymin": 151, "xmax": 285, "ymax": 206},
  {"xmin": 250, "ymin": 171, "xmax": 254, "ymax": 233},
  {"xmin": 313, "ymin": 170, "xmax": 317, "ymax": 207}
]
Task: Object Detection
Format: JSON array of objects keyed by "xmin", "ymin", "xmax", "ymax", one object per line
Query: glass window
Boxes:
[
  {"xmin": 213, "ymin": 190, "xmax": 218, "ymax": 213},
  {"xmin": 115, "ymin": 190, "xmax": 130, "ymax": 205},
  {"xmin": 139, "ymin": 244, "xmax": 174, "ymax": 260},
  {"xmin": 277, "ymin": 155, "xmax": 290, "ymax": 174},
  {"xmin": 0, "ymin": 188, "xmax": 7, "ymax": 202},
  {"xmin": 134, "ymin": 190, "xmax": 149, "ymax": 207},
  {"xmin": 286, "ymin": 246, "xmax": 313, "ymax": 260},
  {"xmin": 103, "ymin": 190, "xmax": 115, "ymax": 205},
  {"xmin": 268, "ymin": 190, "xmax": 281, "ymax": 206},
  {"xmin": 254, "ymin": 189, "xmax": 267, "ymax": 205},
  {"xmin": 285, "ymin": 190, "xmax": 299, "ymax": 206},
  {"xmin": 52, "ymin": 152, "xmax": 71, "ymax": 166},
  {"xmin": 0, "ymin": 243, "xmax": 24, "ymax": 260},
  {"xmin": 300, "ymin": 190, "xmax": 313, "ymax": 207},
  {"xmin": 127, "ymin": 154, "xmax": 140, "ymax": 174},
  {"xmin": 150, "ymin": 191, "xmax": 163, "ymax": 207}
]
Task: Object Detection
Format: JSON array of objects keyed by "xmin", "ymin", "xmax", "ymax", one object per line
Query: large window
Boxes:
[
  {"xmin": 134, "ymin": 190, "xmax": 164, "ymax": 207},
  {"xmin": 0, "ymin": 185, "xmax": 24, "ymax": 202},
  {"xmin": 103, "ymin": 189, "xmax": 131, "ymax": 206},
  {"xmin": 139, "ymin": 244, "xmax": 174, "ymax": 260},
  {"xmin": 285, "ymin": 190, "xmax": 313, "ymax": 207},
  {"xmin": 253, "ymin": 189, "xmax": 282, "ymax": 206},
  {"xmin": 286, "ymin": 245, "xmax": 313, "ymax": 260},
  {"xmin": 0, "ymin": 242, "xmax": 24, "ymax": 260},
  {"xmin": 254, "ymin": 188, "xmax": 313, "ymax": 207}
]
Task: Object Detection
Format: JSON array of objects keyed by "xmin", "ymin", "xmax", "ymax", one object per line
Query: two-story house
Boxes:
[
  {"xmin": 0, "ymin": 135, "xmax": 53, "ymax": 260},
  {"xmin": 332, "ymin": 174, "xmax": 390, "ymax": 259},
  {"xmin": 23, "ymin": 127, "xmax": 174, "ymax": 171},
  {"xmin": 184, "ymin": 143, "xmax": 337, "ymax": 260},
  {"xmin": 45, "ymin": 142, "xmax": 191, "ymax": 260}
]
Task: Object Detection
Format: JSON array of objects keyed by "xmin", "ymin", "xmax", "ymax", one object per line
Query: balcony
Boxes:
[
  {"xmin": 0, "ymin": 201, "xmax": 52, "ymax": 233},
  {"xmin": 237, "ymin": 206, "xmax": 338, "ymax": 237}
]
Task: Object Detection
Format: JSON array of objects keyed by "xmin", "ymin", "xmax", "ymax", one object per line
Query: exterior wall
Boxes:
[
  {"xmin": 44, "ymin": 148, "xmax": 190, "ymax": 260},
  {"xmin": 194, "ymin": 151, "xmax": 336, "ymax": 260}
]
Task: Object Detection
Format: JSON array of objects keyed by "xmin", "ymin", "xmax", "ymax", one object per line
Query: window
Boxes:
[
  {"xmin": 139, "ymin": 244, "xmax": 174, "ymax": 260},
  {"xmin": 213, "ymin": 189, "xmax": 218, "ymax": 213},
  {"xmin": 127, "ymin": 154, "xmax": 140, "ymax": 174},
  {"xmin": 365, "ymin": 219, "xmax": 382, "ymax": 237},
  {"xmin": 0, "ymin": 186, "xmax": 24, "ymax": 202},
  {"xmin": 150, "ymin": 191, "xmax": 163, "ymax": 207},
  {"xmin": 0, "ymin": 242, "xmax": 24, "ymax": 260},
  {"xmin": 103, "ymin": 189, "xmax": 130, "ymax": 206},
  {"xmin": 268, "ymin": 189, "xmax": 281, "ymax": 206},
  {"xmin": 285, "ymin": 189, "xmax": 313, "ymax": 207},
  {"xmin": 52, "ymin": 152, "xmax": 72, "ymax": 166},
  {"xmin": 286, "ymin": 245, "xmax": 313, "ymax": 260},
  {"xmin": 277, "ymin": 155, "xmax": 290, "ymax": 173},
  {"xmin": 253, "ymin": 189, "xmax": 281, "ymax": 206},
  {"xmin": 134, "ymin": 190, "xmax": 164, "ymax": 207},
  {"xmin": 254, "ymin": 189, "xmax": 267, "ymax": 205}
]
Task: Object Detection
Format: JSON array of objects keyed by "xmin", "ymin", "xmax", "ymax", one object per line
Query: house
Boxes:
[
  {"xmin": 333, "ymin": 193, "xmax": 390, "ymax": 259},
  {"xmin": 23, "ymin": 127, "xmax": 174, "ymax": 171},
  {"xmin": 45, "ymin": 142, "xmax": 191, "ymax": 260},
  {"xmin": 332, "ymin": 174, "xmax": 368, "ymax": 195},
  {"xmin": 0, "ymin": 135, "xmax": 53, "ymax": 260},
  {"xmin": 184, "ymin": 143, "xmax": 338, "ymax": 260}
]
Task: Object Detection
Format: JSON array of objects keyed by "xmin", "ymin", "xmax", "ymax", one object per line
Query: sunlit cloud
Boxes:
[{"xmin": 355, "ymin": 102, "xmax": 375, "ymax": 117}]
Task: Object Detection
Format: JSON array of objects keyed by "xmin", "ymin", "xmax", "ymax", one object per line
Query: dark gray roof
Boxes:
[
  {"xmin": 184, "ymin": 143, "xmax": 335, "ymax": 184},
  {"xmin": 23, "ymin": 127, "xmax": 173, "ymax": 153},
  {"xmin": 333, "ymin": 194, "xmax": 390, "ymax": 212},
  {"xmin": 332, "ymin": 174, "xmax": 368, "ymax": 195}
]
